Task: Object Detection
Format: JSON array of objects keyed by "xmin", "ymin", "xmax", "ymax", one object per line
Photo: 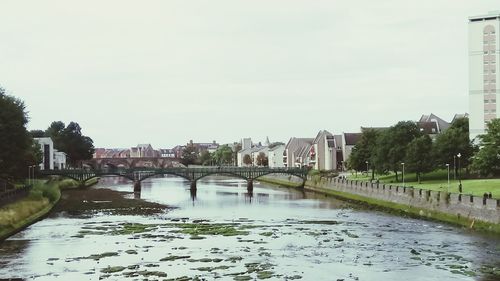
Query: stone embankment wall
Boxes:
[
  {"xmin": 317, "ymin": 177, "xmax": 499, "ymax": 224},
  {"xmin": 260, "ymin": 175, "xmax": 500, "ymax": 226}
]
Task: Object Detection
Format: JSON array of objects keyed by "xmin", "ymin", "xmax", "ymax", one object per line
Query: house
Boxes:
[
  {"xmin": 252, "ymin": 146, "xmax": 269, "ymax": 166},
  {"xmin": 268, "ymin": 144, "xmax": 285, "ymax": 168},
  {"xmin": 452, "ymin": 113, "xmax": 469, "ymax": 124},
  {"xmin": 283, "ymin": 138, "xmax": 314, "ymax": 168},
  {"xmin": 34, "ymin": 137, "xmax": 54, "ymax": 170},
  {"xmin": 342, "ymin": 133, "xmax": 362, "ymax": 168},
  {"xmin": 130, "ymin": 144, "xmax": 156, "ymax": 158},
  {"xmin": 159, "ymin": 149, "xmax": 176, "ymax": 158},
  {"xmin": 310, "ymin": 130, "xmax": 337, "ymax": 171},
  {"xmin": 237, "ymin": 146, "xmax": 262, "ymax": 166}
]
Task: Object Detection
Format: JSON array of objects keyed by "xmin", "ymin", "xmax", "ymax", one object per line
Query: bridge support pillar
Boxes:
[
  {"xmin": 190, "ymin": 181, "xmax": 197, "ymax": 191},
  {"xmin": 134, "ymin": 181, "xmax": 141, "ymax": 193},
  {"xmin": 247, "ymin": 180, "xmax": 253, "ymax": 192}
]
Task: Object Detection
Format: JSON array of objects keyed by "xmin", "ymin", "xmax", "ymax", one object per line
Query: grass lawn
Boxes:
[{"xmin": 347, "ymin": 169, "xmax": 500, "ymax": 199}]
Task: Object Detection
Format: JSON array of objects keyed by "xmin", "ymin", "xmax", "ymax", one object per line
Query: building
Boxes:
[
  {"xmin": 241, "ymin": 138, "xmax": 252, "ymax": 150},
  {"xmin": 283, "ymin": 137, "xmax": 314, "ymax": 168},
  {"xmin": 237, "ymin": 146, "xmax": 262, "ymax": 167},
  {"xmin": 268, "ymin": 144, "xmax": 285, "ymax": 168},
  {"xmin": 252, "ymin": 146, "xmax": 269, "ymax": 166},
  {"xmin": 418, "ymin": 113, "xmax": 450, "ymax": 140},
  {"xmin": 310, "ymin": 130, "xmax": 337, "ymax": 171},
  {"xmin": 54, "ymin": 151, "xmax": 67, "ymax": 170},
  {"xmin": 341, "ymin": 133, "xmax": 362, "ymax": 168},
  {"xmin": 159, "ymin": 149, "xmax": 176, "ymax": 158},
  {"xmin": 34, "ymin": 137, "xmax": 54, "ymax": 170},
  {"xmin": 469, "ymin": 11, "xmax": 500, "ymax": 141},
  {"xmin": 130, "ymin": 144, "xmax": 156, "ymax": 158},
  {"xmin": 34, "ymin": 137, "xmax": 67, "ymax": 170}
]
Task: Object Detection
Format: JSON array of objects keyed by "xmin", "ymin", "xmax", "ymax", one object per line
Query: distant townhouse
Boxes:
[
  {"xmin": 252, "ymin": 146, "xmax": 269, "ymax": 166},
  {"xmin": 237, "ymin": 146, "xmax": 262, "ymax": 167},
  {"xmin": 159, "ymin": 149, "xmax": 176, "ymax": 158},
  {"xmin": 268, "ymin": 144, "xmax": 285, "ymax": 168},
  {"xmin": 418, "ymin": 113, "xmax": 451, "ymax": 140},
  {"xmin": 283, "ymin": 137, "xmax": 314, "ymax": 168},
  {"xmin": 310, "ymin": 130, "xmax": 338, "ymax": 171},
  {"xmin": 130, "ymin": 144, "xmax": 156, "ymax": 158}
]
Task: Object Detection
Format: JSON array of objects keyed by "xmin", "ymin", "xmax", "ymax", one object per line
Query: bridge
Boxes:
[{"xmin": 38, "ymin": 167, "xmax": 309, "ymax": 192}]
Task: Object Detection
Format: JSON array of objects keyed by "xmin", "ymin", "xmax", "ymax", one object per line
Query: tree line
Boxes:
[
  {"xmin": 348, "ymin": 117, "xmax": 500, "ymax": 182},
  {"xmin": 0, "ymin": 87, "xmax": 94, "ymax": 181}
]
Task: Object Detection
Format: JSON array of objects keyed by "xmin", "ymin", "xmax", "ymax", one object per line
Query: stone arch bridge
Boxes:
[
  {"xmin": 82, "ymin": 157, "xmax": 182, "ymax": 169},
  {"xmin": 38, "ymin": 167, "xmax": 308, "ymax": 193}
]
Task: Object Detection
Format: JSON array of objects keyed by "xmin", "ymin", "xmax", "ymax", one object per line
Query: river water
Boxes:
[{"xmin": 0, "ymin": 176, "xmax": 499, "ymax": 281}]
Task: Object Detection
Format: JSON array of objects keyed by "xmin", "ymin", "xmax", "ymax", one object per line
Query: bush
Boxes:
[{"xmin": 42, "ymin": 186, "xmax": 60, "ymax": 202}]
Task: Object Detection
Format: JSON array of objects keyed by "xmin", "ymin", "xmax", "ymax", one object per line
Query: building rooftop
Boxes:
[{"xmin": 469, "ymin": 11, "xmax": 500, "ymax": 22}]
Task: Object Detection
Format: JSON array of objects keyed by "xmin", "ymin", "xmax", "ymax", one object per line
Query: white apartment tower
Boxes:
[{"xmin": 469, "ymin": 11, "xmax": 500, "ymax": 141}]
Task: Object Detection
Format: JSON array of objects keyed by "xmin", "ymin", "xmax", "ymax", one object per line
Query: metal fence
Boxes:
[{"xmin": 0, "ymin": 179, "xmax": 32, "ymax": 208}]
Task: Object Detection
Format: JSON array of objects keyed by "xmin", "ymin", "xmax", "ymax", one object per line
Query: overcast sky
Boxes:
[{"xmin": 1, "ymin": 1, "xmax": 498, "ymax": 148}]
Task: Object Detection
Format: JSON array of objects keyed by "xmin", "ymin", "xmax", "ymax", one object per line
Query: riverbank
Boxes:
[
  {"xmin": 258, "ymin": 176, "xmax": 500, "ymax": 234},
  {"xmin": 0, "ymin": 178, "xmax": 97, "ymax": 241}
]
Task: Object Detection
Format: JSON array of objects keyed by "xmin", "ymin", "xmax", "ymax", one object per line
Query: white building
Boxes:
[
  {"xmin": 469, "ymin": 11, "xmax": 500, "ymax": 141},
  {"xmin": 34, "ymin": 137, "xmax": 67, "ymax": 170},
  {"xmin": 54, "ymin": 151, "xmax": 67, "ymax": 170},
  {"xmin": 252, "ymin": 146, "xmax": 269, "ymax": 166},
  {"xmin": 268, "ymin": 144, "xmax": 285, "ymax": 168},
  {"xmin": 34, "ymin": 137, "xmax": 54, "ymax": 170}
]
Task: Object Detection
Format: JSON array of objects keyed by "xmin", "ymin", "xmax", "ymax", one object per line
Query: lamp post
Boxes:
[
  {"xmin": 445, "ymin": 163, "xmax": 450, "ymax": 193},
  {"xmin": 365, "ymin": 161, "xmax": 369, "ymax": 175},
  {"xmin": 453, "ymin": 155, "xmax": 456, "ymax": 180},
  {"xmin": 457, "ymin": 153, "xmax": 462, "ymax": 192},
  {"xmin": 401, "ymin": 162, "xmax": 405, "ymax": 188}
]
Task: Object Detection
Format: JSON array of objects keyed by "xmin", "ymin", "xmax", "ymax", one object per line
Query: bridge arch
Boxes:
[{"xmin": 195, "ymin": 172, "xmax": 249, "ymax": 182}]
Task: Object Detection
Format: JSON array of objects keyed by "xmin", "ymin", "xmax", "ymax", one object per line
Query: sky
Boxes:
[{"xmin": 0, "ymin": 1, "xmax": 499, "ymax": 148}]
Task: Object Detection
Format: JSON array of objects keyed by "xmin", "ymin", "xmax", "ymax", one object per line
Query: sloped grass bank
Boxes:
[{"xmin": 0, "ymin": 178, "xmax": 86, "ymax": 241}]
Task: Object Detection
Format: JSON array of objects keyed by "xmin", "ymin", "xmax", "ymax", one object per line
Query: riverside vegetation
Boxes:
[{"xmin": 0, "ymin": 178, "xmax": 93, "ymax": 240}]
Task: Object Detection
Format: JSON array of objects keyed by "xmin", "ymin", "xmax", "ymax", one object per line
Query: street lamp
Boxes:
[
  {"xmin": 445, "ymin": 163, "xmax": 450, "ymax": 193},
  {"xmin": 453, "ymin": 155, "xmax": 456, "ymax": 180},
  {"xmin": 28, "ymin": 165, "xmax": 36, "ymax": 185},
  {"xmin": 457, "ymin": 153, "xmax": 462, "ymax": 192},
  {"xmin": 401, "ymin": 162, "xmax": 405, "ymax": 187},
  {"xmin": 365, "ymin": 161, "xmax": 369, "ymax": 175}
]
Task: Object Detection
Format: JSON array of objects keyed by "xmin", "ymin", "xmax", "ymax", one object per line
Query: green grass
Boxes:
[
  {"xmin": 0, "ymin": 177, "xmax": 91, "ymax": 240},
  {"xmin": 347, "ymin": 170, "xmax": 500, "ymax": 199}
]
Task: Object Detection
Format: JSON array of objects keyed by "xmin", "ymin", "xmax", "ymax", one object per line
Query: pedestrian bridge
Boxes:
[{"xmin": 38, "ymin": 167, "xmax": 309, "ymax": 192}]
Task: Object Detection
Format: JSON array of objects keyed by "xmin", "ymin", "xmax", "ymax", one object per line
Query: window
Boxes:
[
  {"xmin": 492, "ymin": 99, "xmax": 497, "ymax": 103},
  {"xmin": 485, "ymin": 99, "xmax": 490, "ymax": 103}
]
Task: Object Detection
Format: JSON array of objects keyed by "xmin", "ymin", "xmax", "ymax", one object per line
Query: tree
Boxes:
[
  {"xmin": 181, "ymin": 145, "xmax": 198, "ymax": 166},
  {"xmin": 373, "ymin": 121, "xmax": 421, "ymax": 181},
  {"xmin": 212, "ymin": 145, "xmax": 234, "ymax": 165},
  {"xmin": 405, "ymin": 135, "xmax": 433, "ymax": 183},
  {"xmin": 199, "ymin": 150, "xmax": 212, "ymax": 166},
  {"xmin": 256, "ymin": 152, "xmax": 268, "ymax": 166},
  {"xmin": 29, "ymin": 130, "xmax": 46, "ymax": 138},
  {"xmin": 243, "ymin": 154, "xmax": 252, "ymax": 166},
  {"xmin": 0, "ymin": 87, "xmax": 39, "ymax": 180},
  {"xmin": 45, "ymin": 121, "xmax": 94, "ymax": 167},
  {"xmin": 471, "ymin": 119, "xmax": 500, "ymax": 176},
  {"xmin": 433, "ymin": 117, "xmax": 474, "ymax": 176},
  {"xmin": 347, "ymin": 128, "xmax": 379, "ymax": 179}
]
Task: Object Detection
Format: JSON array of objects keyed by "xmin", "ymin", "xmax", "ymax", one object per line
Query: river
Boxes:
[{"xmin": 0, "ymin": 176, "xmax": 499, "ymax": 281}]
